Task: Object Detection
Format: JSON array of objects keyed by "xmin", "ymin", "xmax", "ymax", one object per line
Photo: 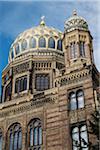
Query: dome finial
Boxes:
[
  {"xmin": 40, "ymin": 16, "xmax": 45, "ymax": 26},
  {"xmin": 73, "ymin": 9, "xmax": 77, "ymax": 16}
]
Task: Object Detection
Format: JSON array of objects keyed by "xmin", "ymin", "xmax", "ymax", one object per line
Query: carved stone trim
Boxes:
[
  {"xmin": 0, "ymin": 96, "xmax": 55, "ymax": 118},
  {"xmin": 13, "ymin": 62, "xmax": 29, "ymax": 75}
]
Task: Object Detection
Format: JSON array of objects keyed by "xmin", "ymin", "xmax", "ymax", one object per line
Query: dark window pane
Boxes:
[
  {"xmin": 39, "ymin": 37, "xmax": 46, "ymax": 47},
  {"xmin": 9, "ymin": 133, "xmax": 13, "ymax": 150},
  {"xmin": 57, "ymin": 40, "xmax": 62, "ymax": 50},
  {"xmin": 20, "ymin": 79, "xmax": 23, "ymax": 92},
  {"xmin": 9, "ymin": 124, "xmax": 22, "ymax": 150},
  {"xmin": 18, "ymin": 131, "xmax": 22, "ymax": 149},
  {"xmin": 30, "ymin": 128, "xmax": 33, "ymax": 146},
  {"xmin": 39, "ymin": 127, "xmax": 42, "ymax": 145},
  {"xmin": 23, "ymin": 77, "xmax": 27, "ymax": 90},
  {"xmin": 11, "ymin": 50, "xmax": 14, "ymax": 59},
  {"xmin": 80, "ymin": 42, "xmax": 85, "ymax": 57},
  {"xmin": 14, "ymin": 132, "xmax": 18, "ymax": 150},
  {"xmin": 48, "ymin": 37, "xmax": 55, "ymax": 48},
  {"xmin": 35, "ymin": 74, "xmax": 49, "ymax": 91},
  {"xmin": 5, "ymin": 82, "xmax": 12, "ymax": 101},
  {"xmin": 29, "ymin": 119, "xmax": 42, "ymax": 149},
  {"xmin": 15, "ymin": 44, "xmax": 20, "ymax": 55},
  {"xmin": 15, "ymin": 76, "xmax": 27, "ymax": 93},
  {"xmin": 33, "ymin": 127, "xmax": 38, "ymax": 146},
  {"xmin": 0, "ymin": 131, "xmax": 2, "ymax": 150}
]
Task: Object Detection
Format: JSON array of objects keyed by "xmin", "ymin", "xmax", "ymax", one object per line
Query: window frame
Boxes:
[
  {"xmin": 35, "ymin": 74, "xmax": 50, "ymax": 91},
  {"xmin": 57, "ymin": 39, "xmax": 63, "ymax": 51},
  {"xmin": 48, "ymin": 37, "xmax": 55, "ymax": 49},
  {"xmin": 4, "ymin": 82, "xmax": 12, "ymax": 102},
  {"xmin": 79, "ymin": 41, "xmax": 85, "ymax": 57},
  {"xmin": 69, "ymin": 89, "xmax": 85, "ymax": 111},
  {"xmin": 39, "ymin": 37, "xmax": 46, "ymax": 48},
  {"xmin": 71, "ymin": 122, "xmax": 88, "ymax": 150},
  {"xmin": 0, "ymin": 129, "xmax": 2, "ymax": 150},
  {"xmin": 28, "ymin": 118, "xmax": 43, "ymax": 149},
  {"xmin": 8, "ymin": 123, "xmax": 22, "ymax": 150},
  {"xmin": 15, "ymin": 75, "xmax": 27, "ymax": 94},
  {"xmin": 30, "ymin": 37, "xmax": 36, "ymax": 48},
  {"xmin": 21, "ymin": 39, "xmax": 27, "ymax": 51},
  {"xmin": 15, "ymin": 44, "xmax": 20, "ymax": 55},
  {"xmin": 70, "ymin": 42, "xmax": 77, "ymax": 59}
]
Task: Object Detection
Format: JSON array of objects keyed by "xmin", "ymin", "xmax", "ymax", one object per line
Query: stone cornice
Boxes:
[
  {"xmin": 0, "ymin": 93, "xmax": 56, "ymax": 118},
  {"xmin": 55, "ymin": 67, "xmax": 91, "ymax": 87}
]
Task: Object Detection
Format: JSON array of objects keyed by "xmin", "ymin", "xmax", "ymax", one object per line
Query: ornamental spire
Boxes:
[
  {"xmin": 40, "ymin": 16, "xmax": 45, "ymax": 26},
  {"xmin": 72, "ymin": 9, "xmax": 77, "ymax": 16}
]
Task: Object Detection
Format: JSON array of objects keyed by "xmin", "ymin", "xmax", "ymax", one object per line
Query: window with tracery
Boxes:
[
  {"xmin": 28, "ymin": 119, "xmax": 42, "ymax": 150},
  {"xmin": 69, "ymin": 90, "xmax": 84, "ymax": 110},
  {"xmin": 21, "ymin": 40, "xmax": 27, "ymax": 50},
  {"xmin": 30, "ymin": 37, "xmax": 36, "ymax": 48},
  {"xmin": 79, "ymin": 41, "xmax": 85, "ymax": 57},
  {"xmin": 0, "ymin": 129, "xmax": 2, "ymax": 150},
  {"xmin": 8, "ymin": 123, "xmax": 22, "ymax": 150},
  {"xmin": 15, "ymin": 44, "xmax": 20, "ymax": 55},
  {"xmin": 11, "ymin": 50, "xmax": 14, "ymax": 59},
  {"xmin": 70, "ymin": 42, "xmax": 77, "ymax": 59},
  {"xmin": 15, "ymin": 75, "xmax": 27, "ymax": 93},
  {"xmin": 39, "ymin": 37, "xmax": 46, "ymax": 48},
  {"xmin": 71, "ymin": 124, "xmax": 88, "ymax": 150},
  {"xmin": 57, "ymin": 39, "xmax": 62, "ymax": 51},
  {"xmin": 48, "ymin": 37, "xmax": 55, "ymax": 48},
  {"xmin": 35, "ymin": 74, "xmax": 50, "ymax": 91}
]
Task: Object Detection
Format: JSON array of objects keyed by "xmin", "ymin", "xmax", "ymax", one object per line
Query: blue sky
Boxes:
[{"xmin": 0, "ymin": 0, "xmax": 100, "ymax": 95}]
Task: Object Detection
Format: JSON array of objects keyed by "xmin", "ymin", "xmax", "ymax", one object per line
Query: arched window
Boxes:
[
  {"xmin": 28, "ymin": 119, "xmax": 42, "ymax": 149},
  {"xmin": 72, "ymin": 127, "xmax": 79, "ymax": 150},
  {"xmin": 15, "ymin": 44, "xmax": 20, "ymax": 55},
  {"xmin": 39, "ymin": 37, "xmax": 46, "ymax": 48},
  {"xmin": 79, "ymin": 41, "xmax": 85, "ymax": 57},
  {"xmin": 48, "ymin": 37, "xmax": 55, "ymax": 48},
  {"xmin": 0, "ymin": 129, "xmax": 2, "ymax": 150},
  {"xmin": 21, "ymin": 40, "xmax": 27, "ymax": 51},
  {"xmin": 5, "ymin": 82, "xmax": 12, "ymax": 102},
  {"xmin": 8, "ymin": 123, "xmax": 22, "ymax": 150},
  {"xmin": 71, "ymin": 124, "xmax": 88, "ymax": 150},
  {"xmin": 70, "ymin": 42, "xmax": 77, "ymax": 59},
  {"xmin": 76, "ymin": 90, "xmax": 84, "ymax": 109},
  {"xmin": 69, "ymin": 90, "xmax": 84, "ymax": 110},
  {"xmin": 30, "ymin": 37, "xmax": 36, "ymax": 48},
  {"xmin": 57, "ymin": 39, "xmax": 62, "ymax": 51},
  {"xmin": 69, "ymin": 92, "xmax": 77, "ymax": 110},
  {"xmin": 11, "ymin": 50, "xmax": 14, "ymax": 59}
]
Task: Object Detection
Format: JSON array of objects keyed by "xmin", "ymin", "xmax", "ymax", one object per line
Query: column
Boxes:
[
  {"xmin": 77, "ymin": 42, "xmax": 80, "ymax": 58},
  {"xmin": 22, "ymin": 126, "xmax": 27, "ymax": 150}
]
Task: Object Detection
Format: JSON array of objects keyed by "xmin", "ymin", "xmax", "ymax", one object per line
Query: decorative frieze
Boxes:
[
  {"xmin": 13, "ymin": 62, "xmax": 30, "ymax": 75},
  {"xmin": 0, "ymin": 94, "xmax": 55, "ymax": 118},
  {"xmin": 55, "ymin": 68, "xmax": 90, "ymax": 87}
]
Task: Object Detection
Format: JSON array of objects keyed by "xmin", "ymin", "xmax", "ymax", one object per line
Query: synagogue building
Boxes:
[{"xmin": 0, "ymin": 10, "xmax": 99, "ymax": 150}]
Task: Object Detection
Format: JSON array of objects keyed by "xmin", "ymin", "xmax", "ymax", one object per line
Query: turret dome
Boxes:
[{"xmin": 64, "ymin": 10, "xmax": 88, "ymax": 33}]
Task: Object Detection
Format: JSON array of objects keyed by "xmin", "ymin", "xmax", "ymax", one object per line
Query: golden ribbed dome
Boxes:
[{"xmin": 9, "ymin": 17, "xmax": 63, "ymax": 62}]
